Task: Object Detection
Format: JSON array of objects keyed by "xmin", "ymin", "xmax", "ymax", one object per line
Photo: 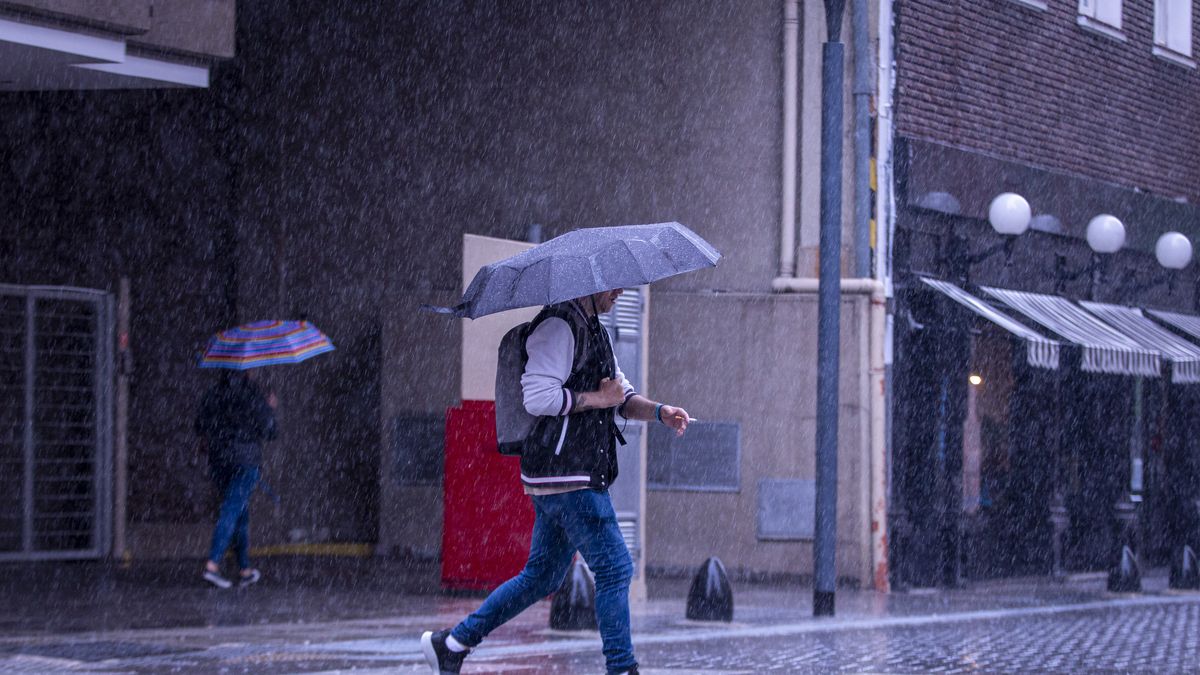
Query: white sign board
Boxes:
[{"xmin": 460, "ymin": 233, "xmax": 537, "ymax": 401}]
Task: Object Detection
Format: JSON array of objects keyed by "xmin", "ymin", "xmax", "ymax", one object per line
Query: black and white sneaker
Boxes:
[
  {"xmin": 202, "ymin": 569, "xmax": 232, "ymax": 589},
  {"xmin": 238, "ymin": 569, "xmax": 261, "ymax": 587},
  {"xmin": 420, "ymin": 629, "xmax": 469, "ymax": 674}
]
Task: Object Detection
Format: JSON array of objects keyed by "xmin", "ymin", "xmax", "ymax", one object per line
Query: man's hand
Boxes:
[
  {"xmin": 267, "ymin": 392, "xmax": 278, "ymax": 409},
  {"xmin": 575, "ymin": 377, "xmax": 626, "ymax": 412},
  {"xmin": 659, "ymin": 404, "xmax": 690, "ymax": 437}
]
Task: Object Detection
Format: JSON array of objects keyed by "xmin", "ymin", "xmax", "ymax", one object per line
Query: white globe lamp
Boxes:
[
  {"xmin": 988, "ymin": 193, "xmax": 1032, "ymax": 235},
  {"xmin": 1086, "ymin": 215, "xmax": 1126, "ymax": 254},
  {"xmin": 1155, "ymin": 231, "xmax": 1193, "ymax": 270}
]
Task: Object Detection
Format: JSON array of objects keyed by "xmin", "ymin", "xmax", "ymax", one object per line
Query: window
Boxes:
[
  {"xmin": 1079, "ymin": 0, "xmax": 1123, "ymax": 30},
  {"xmin": 1155, "ymin": 0, "xmax": 1194, "ymax": 58}
]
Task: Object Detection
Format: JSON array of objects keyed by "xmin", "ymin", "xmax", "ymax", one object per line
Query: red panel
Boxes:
[{"xmin": 442, "ymin": 400, "xmax": 533, "ymax": 590}]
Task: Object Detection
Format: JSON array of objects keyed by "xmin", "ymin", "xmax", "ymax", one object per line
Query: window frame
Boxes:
[
  {"xmin": 1154, "ymin": 0, "xmax": 1195, "ymax": 67},
  {"xmin": 1078, "ymin": 0, "xmax": 1127, "ymax": 41}
]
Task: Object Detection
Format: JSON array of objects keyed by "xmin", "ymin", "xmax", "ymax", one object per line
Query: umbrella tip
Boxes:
[{"xmin": 419, "ymin": 303, "xmax": 464, "ymax": 316}]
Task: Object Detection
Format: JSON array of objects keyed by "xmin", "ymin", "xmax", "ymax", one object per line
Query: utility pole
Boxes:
[{"xmin": 814, "ymin": 0, "xmax": 845, "ymax": 618}]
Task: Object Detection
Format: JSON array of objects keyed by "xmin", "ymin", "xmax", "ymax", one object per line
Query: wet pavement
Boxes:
[{"xmin": 2, "ymin": 557, "xmax": 1199, "ymax": 673}]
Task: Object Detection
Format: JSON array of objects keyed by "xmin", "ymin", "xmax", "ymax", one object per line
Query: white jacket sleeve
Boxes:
[
  {"xmin": 521, "ymin": 317, "xmax": 575, "ymax": 416},
  {"xmin": 613, "ymin": 352, "xmax": 636, "ymax": 400}
]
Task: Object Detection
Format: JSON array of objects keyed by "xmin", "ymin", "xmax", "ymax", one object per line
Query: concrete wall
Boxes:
[
  {"xmin": 0, "ymin": 1, "xmax": 151, "ymax": 33},
  {"xmin": 647, "ymin": 292, "xmax": 873, "ymax": 583},
  {"xmin": 3, "ymin": 1, "xmax": 236, "ymax": 58},
  {"xmin": 1, "ymin": 0, "xmax": 879, "ymax": 582},
  {"xmin": 0, "ymin": 88, "xmax": 237, "ymax": 540},
  {"xmin": 226, "ymin": 0, "xmax": 790, "ymax": 557}
]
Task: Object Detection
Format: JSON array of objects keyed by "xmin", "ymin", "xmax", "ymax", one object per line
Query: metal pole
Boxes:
[
  {"xmin": 815, "ymin": 0, "xmax": 845, "ymax": 617},
  {"xmin": 23, "ymin": 295, "xmax": 35, "ymax": 555},
  {"xmin": 114, "ymin": 277, "xmax": 130, "ymax": 562}
]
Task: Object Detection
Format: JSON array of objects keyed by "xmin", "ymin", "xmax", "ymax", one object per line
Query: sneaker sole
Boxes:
[
  {"xmin": 203, "ymin": 573, "xmax": 232, "ymax": 589},
  {"xmin": 419, "ymin": 631, "xmax": 439, "ymax": 673}
]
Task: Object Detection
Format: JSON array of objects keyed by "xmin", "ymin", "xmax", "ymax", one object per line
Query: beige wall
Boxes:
[{"xmin": 645, "ymin": 291, "xmax": 874, "ymax": 586}]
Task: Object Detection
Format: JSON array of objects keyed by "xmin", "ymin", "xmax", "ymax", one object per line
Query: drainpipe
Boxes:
[
  {"xmin": 780, "ymin": 0, "xmax": 800, "ymax": 278},
  {"xmin": 852, "ymin": 0, "xmax": 872, "ymax": 278},
  {"xmin": 875, "ymin": 0, "xmax": 895, "ymax": 290},
  {"xmin": 877, "ymin": 0, "xmax": 897, "ymax": 592}
]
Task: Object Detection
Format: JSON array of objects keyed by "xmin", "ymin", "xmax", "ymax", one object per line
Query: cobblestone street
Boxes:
[{"xmin": 3, "ymin": 562, "xmax": 1199, "ymax": 674}]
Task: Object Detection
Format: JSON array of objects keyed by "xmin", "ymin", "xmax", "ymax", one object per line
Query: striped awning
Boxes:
[
  {"xmin": 919, "ymin": 277, "xmax": 1060, "ymax": 370},
  {"xmin": 1147, "ymin": 308, "xmax": 1200, "ymax": 342},
  {"xmin": 982, "ymin": 287, "xmax": 1160, "ymax": 377},
  {"xmin": 1081, "ymin": 302, "xmax": 1200, "ymax": 384}
]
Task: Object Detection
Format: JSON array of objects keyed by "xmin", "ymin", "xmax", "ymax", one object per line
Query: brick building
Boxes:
[{"xmin": 886, "ymin": 0, "xmax": 1200, "ymax": 589}]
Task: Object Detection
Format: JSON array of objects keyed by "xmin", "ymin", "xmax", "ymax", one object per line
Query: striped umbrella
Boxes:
[{"xmin": 199, "ymin": 320, "xmax": 335, "ymax": 370}]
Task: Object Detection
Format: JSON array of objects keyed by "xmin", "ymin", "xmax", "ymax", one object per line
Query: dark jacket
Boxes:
[
  {"xmin": 519, "ymin": 304, "xmax": 626, "ymax": 491},
  {"xmin": 194, "ymin": 373, "xmax": 277, "ymax": 471}
]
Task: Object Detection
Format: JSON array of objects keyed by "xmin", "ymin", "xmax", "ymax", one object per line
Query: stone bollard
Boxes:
[
  {"xmin": 550, "ymin": 557, "xmax": 597, "ymax": 631},
  {"xmin": 1170, "ymin": 545, "xmax": 1200, "ymax": 590},
  {"xmin": 686, "ymin": 557, "xmax": 734, "ymax": 622}
]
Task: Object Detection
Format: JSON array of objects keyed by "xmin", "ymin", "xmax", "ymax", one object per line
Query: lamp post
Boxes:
[
  {"xmin": 1054, "ymin": 214, "xmax": 1127, "ymax": 299},
  {"xmin": 813, "ymin": 0, "xmax": 845, "ymax": 618},
  {"xmin": 1117, "ymin": 231, "xmax": 1193, "ymax": 298},
  {"xmin": 938, "ymin": 193, "xmax": 1031, "ymax": 285}
]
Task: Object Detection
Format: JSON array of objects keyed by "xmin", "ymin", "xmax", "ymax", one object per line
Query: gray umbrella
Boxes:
[{"xmin": 425, "ymin": 222, "xmax": 721, "ymax": 319}]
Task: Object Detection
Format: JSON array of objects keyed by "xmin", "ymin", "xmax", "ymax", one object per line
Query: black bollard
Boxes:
[
  {"xmin": 550, "ymin": 557, "xmax": 597, "ymax": 631},
  {"xmin": 1107, "ymin": 545, "xmax": 1141, "ymax": 593},
  {"xmin": 686, "ymin": 557, "xmax": 734, "ymax": 622},
  {"xmin": 1106, "ymin": 498, "xmax": 1141, "ymax": 594},
  {"xmin": 1170, "ymin": 545, "xmax": 1200, "ymax": 590}
]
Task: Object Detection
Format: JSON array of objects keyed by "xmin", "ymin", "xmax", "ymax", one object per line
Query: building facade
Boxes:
[
  {"xmin": 887, "ymin": 0, "xmax": 1200, "ymax": 588},
  {"xmin": 2, "ymin": 1, "xmax": 889, "ymax": 589}
]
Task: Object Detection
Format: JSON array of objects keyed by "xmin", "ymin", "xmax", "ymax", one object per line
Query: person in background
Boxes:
[{"xmin": 194, "ymin": 369, "xmax": 277, "ymax": 589}]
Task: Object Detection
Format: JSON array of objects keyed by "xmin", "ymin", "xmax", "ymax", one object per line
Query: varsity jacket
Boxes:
[{"xmin": 518, "ymin": 300, "xmax": 635, "ymax": 491}]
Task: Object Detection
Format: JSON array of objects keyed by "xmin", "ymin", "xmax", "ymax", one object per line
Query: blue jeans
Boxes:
[
  {"xmin": 452, "ymin": 489, "xmax": 636, "ymax": 674},
  {"xmin": 207, "ymin": 465, "xmax": 260, "ymax": 570}
]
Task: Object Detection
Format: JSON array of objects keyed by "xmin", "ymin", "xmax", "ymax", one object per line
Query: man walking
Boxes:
[{"xmin": 422, "ymin": 288, "xmax": 690, "ymax": 675}]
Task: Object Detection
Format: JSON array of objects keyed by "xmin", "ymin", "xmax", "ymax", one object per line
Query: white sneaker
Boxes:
[{"xmin": 202, "ymin": 569, "xmax": 232, "ymax": 589}]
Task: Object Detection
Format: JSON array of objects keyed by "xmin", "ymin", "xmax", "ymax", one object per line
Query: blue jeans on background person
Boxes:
[
  {"xmin": 451, "ymin": 488, "xmax": 636, "ymax": 674},
  {"xmin": 208, "ymin": 465, "xmax": 260, "ymax": 569}
]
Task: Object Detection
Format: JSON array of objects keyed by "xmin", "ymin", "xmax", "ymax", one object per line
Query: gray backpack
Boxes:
[{"xmin": 494, "ymin": 305, "xmax": 586, "ymax": 456}]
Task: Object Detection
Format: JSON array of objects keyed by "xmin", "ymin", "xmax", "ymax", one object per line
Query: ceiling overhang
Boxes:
[{"xmin": 0, "ymin": 15, "xmax": 209, "ymax": 91}]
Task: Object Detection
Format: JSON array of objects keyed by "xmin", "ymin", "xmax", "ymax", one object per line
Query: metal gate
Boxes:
[{"xmin": 0, "ymin": 284, "xmax": 113, "ymax": 560}]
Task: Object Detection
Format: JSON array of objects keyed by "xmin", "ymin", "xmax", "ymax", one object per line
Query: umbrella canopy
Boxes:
[
  {"xmin": 199, "ymin": 320, "xmax": 335, "ymax": 370},
  {"xmin": 426, "ymin": 222, "xmax": 721, "ymax": 319}
]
